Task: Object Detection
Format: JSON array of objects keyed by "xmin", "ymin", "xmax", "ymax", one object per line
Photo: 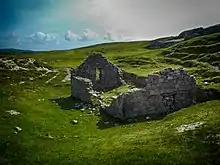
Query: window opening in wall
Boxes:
[{"xmin": 96, "ymin": 68, "xmax": 101, "ymax": 82}]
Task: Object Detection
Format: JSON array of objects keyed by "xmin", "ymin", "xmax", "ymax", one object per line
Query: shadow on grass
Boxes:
[
  {"xmin": 50, "ymin": 96, "xmax": 92, "ymax": 110},
  {"xmin": 96, "ymin": 108, "xmax": 165, "ymax": 130}
]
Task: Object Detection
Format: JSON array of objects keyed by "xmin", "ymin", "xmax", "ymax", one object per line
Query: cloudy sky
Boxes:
[{"xmin": 0, "ymin": 0, "xmax": 220, "ymax": 51}]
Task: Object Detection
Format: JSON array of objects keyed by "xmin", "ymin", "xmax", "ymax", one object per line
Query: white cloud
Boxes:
[
  {"xmin": 77, "ymin": 29, "xmax": 99, "ymax": 42},
  {"xmin": 64, "ymin": 29, "xmax": 78, "ymax": 41},
  {"xmin": 26, "ymin": 32, "xmax": 57, "ymax": 44},
  {"xmin": 65, "ymin": 28, "xmax": 99, "ymax": 42}
]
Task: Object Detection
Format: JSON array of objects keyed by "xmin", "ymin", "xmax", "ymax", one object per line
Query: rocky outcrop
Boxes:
[
  {"xmin": 105, "ymin": 68, "xmax": 197, "ymax": 120},
  {"xmin": 146, "ymin": 41, "xmax": 178, "ymax": 49},
  {"xmin": 179, "ymin": 27, "xmax": 204, "ymax": 38},
  {"xmin": 72, "ymin": 52, "xmax": 124, "ymax": 91},
  {"xmin": 179, "ymin": 24, "xmax": 220, "ymax": 39},
  {"xmin": 146, "ymin": 24, "xmax": 220, "ymax": 49}
]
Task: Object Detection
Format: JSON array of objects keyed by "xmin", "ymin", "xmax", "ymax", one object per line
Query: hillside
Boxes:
[{"xmin": 0, "ymin": 32, "xmax": 220, "ymax": 165}]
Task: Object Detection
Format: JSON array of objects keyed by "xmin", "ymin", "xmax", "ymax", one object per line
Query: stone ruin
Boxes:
[
  {"xmin": 71, "ymin": 52, "xmax": 124, "ymax": 103},
  {"xmin": 71, "ymin": 52, "xmax": 199, "ymax": 120},
  {"xmin": 105, "ymin": 68, "xmax": 197, "ymax": 120}
]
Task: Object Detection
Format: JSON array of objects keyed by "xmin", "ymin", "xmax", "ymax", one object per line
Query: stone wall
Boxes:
[
  {"xmin": 71, "ymin": 76, "xmax": 95, "ymax": 103},
  {"xmin": 122, "ymin": 71, "xmax": 146, "ymax": 88},
  {"xmin": 72, "ymin": 52, "xmax": 124, "ymax": 91},
  {"xmin": 105, "ymin": 68, "xmax": 197, "ymax": 120}
]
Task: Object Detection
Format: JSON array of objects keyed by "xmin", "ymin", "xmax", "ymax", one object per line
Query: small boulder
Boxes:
[
  {"xmin": 71, "ymin": 120, "xmax": 78, "ymax": 125},
  {"xmin": 6, "ymin": 110, "xmax": 20, "ymax": 116},
  {"xmin": 14, "ymin": 126, "xmax": 22, "ymax": 134}
]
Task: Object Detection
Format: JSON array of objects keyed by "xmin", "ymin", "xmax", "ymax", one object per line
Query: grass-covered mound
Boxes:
[
  {"xmin": 0, "ymin": 34, "xmax": 220, "ymax": 165},
  {"xmin": 162, "ymin": 32, "xmax": 220, "ymax": 89}
]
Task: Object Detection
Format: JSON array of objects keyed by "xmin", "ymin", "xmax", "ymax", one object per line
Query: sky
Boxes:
[{"xmin": 0, "ymin": 0, "xmax": 220, "ymax": 51}]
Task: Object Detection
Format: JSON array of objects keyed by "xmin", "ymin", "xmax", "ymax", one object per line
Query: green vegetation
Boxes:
[
  {"xmin": 0, "ymin": 33, "xmax": 220, "ymax": 164},
  {"xmin": 99, "ymin": 84, "xmax": 132, "ymax": 106}
]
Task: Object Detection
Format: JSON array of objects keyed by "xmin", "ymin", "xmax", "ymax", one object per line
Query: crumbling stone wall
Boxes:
[
  {"xmin": 72, "ymin": 52, "xmax": 124, "ymax": 91},
  {"xmin": 71, "ymin": 76, "xmax": 95, "ymax": 103},
  {"xmin": 105, "ymin": 68, "xmax": 197, "ymax": 120},
  {"xmin": 122, "ymin": 71, "xmax": 147, "ymax": 88}
]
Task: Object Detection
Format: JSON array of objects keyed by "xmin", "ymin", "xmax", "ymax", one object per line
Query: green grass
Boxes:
[{"xmin": 1, "ymin": 33, "xmax": 220, "ymax": 165}]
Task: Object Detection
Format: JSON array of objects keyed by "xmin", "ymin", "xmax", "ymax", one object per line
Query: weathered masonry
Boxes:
[
  {"xmin": 71, "ymin": 52, "xmax": 199, "ymax": 120},
  {"xmin": 71, "ymin": 52, "xmax": 123, "ymax": 103},
  {"xmin": 105, "ymin": 68, "xmax": 197, "ymax": 120}
]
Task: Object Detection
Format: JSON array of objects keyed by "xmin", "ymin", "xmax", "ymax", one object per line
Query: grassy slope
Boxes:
[{"xmin": 0, "ymin": 35, "xmax": 220, "ymax": 165}]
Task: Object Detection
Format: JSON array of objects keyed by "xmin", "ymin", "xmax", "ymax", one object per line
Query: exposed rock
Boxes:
[
  {"xmin": 145, "ymin": 116, "xmax": 151, "ymax": 120},
  {"xmin": 62, "ymin": 68, "xmax": 71, "ymax": 82},
  {"xmin": 38, "ymin": 98, "xmax": 45, "ymax": 102},
  {"xmin": 111, "ymin": 96, "xmax": 117, "ymax": 99},
  {"xmin": 15, "ymin": 127, "xmax": 22, "ymax": 131},
  {"xmin": 36, "ymin": 66, "xmax": 55, "ymax": 73},
  {"xmin": 46, "ymin": 133, "xmax": 54, "ymax": 139},
  {"xmin": 71, "ymin": 120, "xmax": 78, "ymax": 124},
  {"xmin": 176, "ymin": 122, "xmax": 205, "ymax": 133},
  {"xmin": 46, "ymin": 73, "xmax": 59, "ymax": 84},
  {"xmin": 178, "ymin": 24, "xmax": 220, "ymax": 39},
  {"xmin": 103, "ymin": 121, "xmax": 110, "ymax": 125},
  {"xmin": 14, "ymin": 126, "xmax": 22, "ymax": 134},
  {"xmin": 105, "ymin": 68, "xmax": 197, "ymax": 120},
  {"xmin": 6, "ymin": 110, "xmax": 20, "ymax": 116},
  {"xmin": 19, "ymin": 81, "xmax": 25, "ymax": 85},
  {"xmin": 179, "ymin": 27, "xmax": 204, "ymax": 39},
  {"xmin": 212, "ymin": 66, "xmax": 219, "ymax": 70},
  {"xmin": 29, "ymin": 77, "xmax": 34, "ymax": 81},
  {"xmin": 146, "ymin": 41, "xmax": 178, "ymax": 49}
]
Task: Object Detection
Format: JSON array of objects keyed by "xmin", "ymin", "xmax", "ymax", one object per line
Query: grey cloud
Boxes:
[
  {"xmin": 103, "ymin": 32, "xmax": 114, "ymax": 41},
  {"xmin": 73, "ymin": 0, "xmax": 220, "ymax": 40}
]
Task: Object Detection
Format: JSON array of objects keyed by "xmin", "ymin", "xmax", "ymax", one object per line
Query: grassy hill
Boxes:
[{"xmin": 0, "ymin": 33, "xmax": 220, "ymax": 165}]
